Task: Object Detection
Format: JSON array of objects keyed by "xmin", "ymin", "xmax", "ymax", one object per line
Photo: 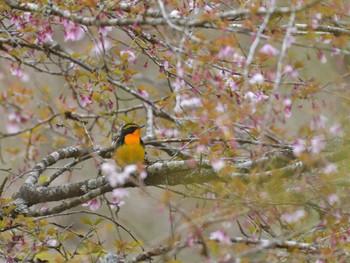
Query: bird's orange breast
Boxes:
[{"xmin": 124, "ymin": 132, "xmax": 140, "ymax": 145}]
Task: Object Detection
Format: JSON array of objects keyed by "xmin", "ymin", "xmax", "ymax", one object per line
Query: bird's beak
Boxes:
[{"xmin": 139, "ymin": 124, "xmax": 145, "ymax": 129}]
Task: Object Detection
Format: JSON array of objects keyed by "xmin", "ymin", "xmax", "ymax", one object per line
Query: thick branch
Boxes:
[
  {"xmin": 131, "ymin": 235, "xmax": 321, "ymax": 262},
  {"xmin": 4, "ymin": 0, "xmax": 329, "ymax": 35},
  {"xmin": 11, "ymin": 140, "xmax": 347, "ymax": 215}
]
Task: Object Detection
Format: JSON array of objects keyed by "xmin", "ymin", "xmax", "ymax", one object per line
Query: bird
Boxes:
[{"xmin": 112, "ymin": 123, "xmax": 145, "ymax": 168}]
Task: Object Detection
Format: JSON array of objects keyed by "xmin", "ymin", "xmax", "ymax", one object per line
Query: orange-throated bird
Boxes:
[{"xmin": 112, "ymin": 123, "xmax": 145, "ymax": 168}]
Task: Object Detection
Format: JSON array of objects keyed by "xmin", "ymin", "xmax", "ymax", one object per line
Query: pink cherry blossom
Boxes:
[
  {"xmin": 46, "ymin": 239, "xmax": 58, "ymax": 247},
  {"xmin": 64, "ymin": 22, "xmax": 85, "ymax": 41},
  {"xmin": 323, "ymin": 163, "xmax": 337, "ymax": 174},
  {"xmin": 283, "ymin": 98, "xmax": 292, "ymax": 118},
  {"xmin": 10, "ymin": 63, "xmax": 24, "ymax": 77},
  {"xmin": 211, "ymin": 159, "xmax": 225, "ymax": 171},
  {"xmin": 310, "ymin": 115, "xmax": 327, "ymax": 130},
  {"xmin": 82, "ymin": 198, "xmax": 101, "ymax": 211},
  {"xmin": 233, "ymin": 53, "xmax": 246, "ymax": 66},
  {"xmin": 6, "ymin": 122, "xmax": 20, "ymax": 133},
  {"xmin": 138, "ymin": 89, "xmax": 149, "ymax": 98},
  {"xmin": 249, "ymin": 73, "xmax": 264, "ymax": 84},
  {"xmin": 293, "ymin": 139, "xmax": 306, "ymax": 156},
  {"xmin": 259, "ymin": 43, "xmax": 279, "ymax": 57},
  {"xmin": 281, "ymin": 209, "xmax": 305, "ymax": 223},
  {"xmin": 120, "ymin": 49, "xmax": 136, "ymax": 62},
  {"xmin": 98, "ymin": 26, "xmax": 112, "ymax": 37},
  {"xmin": 284, "ymin": 65, "xmax": 298, "ymax": 79},
  {"xmin": 163, "ymin": 59, "xmax": 169, "ymax": 70},
  {"xmin": 180, "ymin": 97, "xmax": 202, "ymax": 109},
  {"xmin": 285, "ymin": 35, "xmax": 296, "ymax": 49},
  {"xmin": 35, "ymin": 26, "xmax": 53, "ymax": 44},
  {"xmin": 112, "ymin": 188, "xmax": 129, "ymax": 199},
  {"xmin": 91, "ymin": 38, "xmax": 111, "ymax": 54},
  {"xmin": 80, "ymin": 93, "xmax": 93, "ymax": 107},
  {"xmin": 256, "ymin": 92, "xmax": 269, "ymax": 101},
  {"xmin": 204, "ymin": 4, "xmax": 213, "ymax": 13},
  {"xmin": 329, "ymin": 123, "xmax": 344, "ymax": 136},
  {"xmin": 311, "ymin": 13, "xmax": 322, "ymax": 29},
  {"xmin": 218, "ymin": 46, "xmax": 235, "ymax": 59},
  {"xmin": 169, "ymin": 10, "xmax": 181, "ymax": 18},
  {"xmin": 23, "ymin": 12, "xmax": 33, "ymax": 23},
  {"xmin": 102, "ymin": 161, "xmax": 137, "ymax": 187},
  {"xmin": 210, "ymin": 230, "xmax": 231, "ymax": 244},
  {"xmin": 318, "ymin": 51, "xmax": 327, "ymax": 64},
  {"xmin": 155, "ymin": 128, "xmax": 179, "ymax": 138},
  {"xmin": 11, "ymin": 14, "xmax": 23, "ymax": 28},
  {"xmin": 328, "ymin": 193, "xmax": 340, "ymax": 205},
  {"xmin": 311, "ymin": 135, "xmax": 325, "ymax": 154}
]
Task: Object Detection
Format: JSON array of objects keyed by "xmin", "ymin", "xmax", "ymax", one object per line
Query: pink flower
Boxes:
[
  {"xmin": 35, "ymin": 26, "xmax": 53, "ymax": 44},
  {"xmin": 323, "ymin": 163, "xmax": 337, "ymax": 174},
  {"xmin": 218, "ymin": 46, "xmax": 235, "ymax": 59},
  {"xmin": 91, "ymin": 38, "xmax": 111, "ymax": 54},
  {"xmin": 169, "ymin": 10, "xmax": 181, "ymax": 18},
  {"xmin": 318, "ymin": 51, "xmax": 327, "ymax": 64},
  {"xmin": 249, "ymin": 73, "xmax": 264, "ymax": 84},
  {"xmin": 331, "ymin": 48, "xmax": 341, "ymax": 57},
  {"xmin": 284, "ymin": 65, "xmax": 298, "ymax": 79},
  {"xmin": 204, "ymin": 4, "xmax": 213, "ymax": 13},
  {"xmin": 23, "ymin": 12, "xmax": 33, "ymax": 23},
  {"xmin": 310, "ymin": 115, "xmax": 327, "ymax": 130},
  {"xmin": 11, "ymin": 15, "xmax": 20, "ymax": 25},
  {"xmin": 7, "ymin": 111, "xmax": 28, "ymax": 133},
  {"xmin": 311, "ymin": 13, "xmax": 322, "ymax": 29},
  {"xmin": 256, "ymin": 92, "xmax": 269, "ymax": 101},
  {"xmin": 281, "ymin": 209, "xmax": 305, "ymax": 223},
  {"xmin": 206, "ymin": 192, "xmax": 216, "ymax": 199},
  {"xmin": 311, "ymin": 135, "xmax": 325, "ymax": 154},
  {"xmin": 285, "ymin": 35, "xmax": 295, "ymax": 49},
  {"xmin": 259, "ymin": 43, "xmax": 279, "ymax": 57},
  {"xmin": 140, "ymin": 169, "xmax": 147, "ymax": 180},
  {"xmin": 138, "ymin": 89, "xmax": 149, "ymax": 98},
  {"xmin": 6, "ymin": 122, "xmax": 20, "ymax": 133},
  {"xmin": 176, "ymin": 61, "xmax": 184, "ymax": 78},
  {"xmin": 120, "ymin": 49, "xmax": 136, "ymax": 62},
  {"xmin": 233, "ymin": 53, "xmax": 246, "ymax": 66},
  {"xmin": 210, "ymin": 230, "xmax": 231, "ymax": 244},
  {"xmin": 211, "ymin": 159, "xmax": 225, "ymax": 171},
  {"xmin": 98, "ymin": 26, "xmax": 112, "ymax": 37},
  {"xmin": 293, "ymin": 139, "xmax": 306, "ymax": 156},
  {"xmin": 328, "ymin": 193, "xmax": 339, "ymax": 205},
  {"xmin": 283, "ymin": 98, "xmax": 292, "ymax": 118},
  {"xmin": 185, "ymin": 232, "xmax": 197, "ymax": 248},
  {"xmin": 112, "ymin": 188, "xmax": 129, "ymax": 199},
  {"xmin": 163, "ymin": 59, "xmax": 169, "ymax": 70},
  {"xmin": 284, "ymin": 106, "xmax": 292, "ymax": 118},
  {"xmin": 180, "ymin": 97, "xmax": 202, "ymax": 109},
  {"xmin": 101, "ymin": 161, "xmax": 137, "ymax": 187},
  {"xmin": 10, "ymin": 63, "xmax": 23, "ymax": 77},
  {"xmin": 80, "ymin": 93, "xmax": 93, "ymax": 107},
  {"xmin": 64, "ymin": 22, "xmax": 85, "ymax": 41},
  {"xmin": 82, "ymin": 198, "xmax": 101, "ymax": 211},
  {"xmin": 46, "ymin": 239, "xmax": 58, "ymax": 247},
  {"xmin": 155, "ymin": 128, "xmax": 179, "ymax": 138},
  {"xmin": 244, "ymin": 91, "xmax": 268, "ymax": 103},
  {"xmin": 329, "ymin": 123, "xmax": 344, "ymax": 136}
]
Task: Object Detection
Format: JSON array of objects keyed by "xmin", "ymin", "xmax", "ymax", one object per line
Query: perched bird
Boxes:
[{"xmin": 112, "ymin": 123, "xmax": 145, "ymax": 168}]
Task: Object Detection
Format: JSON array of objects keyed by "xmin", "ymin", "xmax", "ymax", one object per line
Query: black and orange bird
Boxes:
[{"xmin": 112, "ymin": 123, "xmax": 145, "ymax": 168}]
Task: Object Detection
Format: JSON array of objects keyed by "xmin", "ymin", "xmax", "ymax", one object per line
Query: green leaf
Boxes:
[
  {"xmin": 80, "ymin": 217, "xmax": 93, "ymax": 225},
  {"xmin": 93, "ymin": 218, "xmax": 105, "ymax": 226},
  {"xmin": 92, "ymin": 245, "xmax": 103, "ymax": 253}
]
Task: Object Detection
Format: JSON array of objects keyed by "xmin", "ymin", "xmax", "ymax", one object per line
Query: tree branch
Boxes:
[{"xmin": 4, "ymin": 0, "xmax": 322, "ymax": 29}]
